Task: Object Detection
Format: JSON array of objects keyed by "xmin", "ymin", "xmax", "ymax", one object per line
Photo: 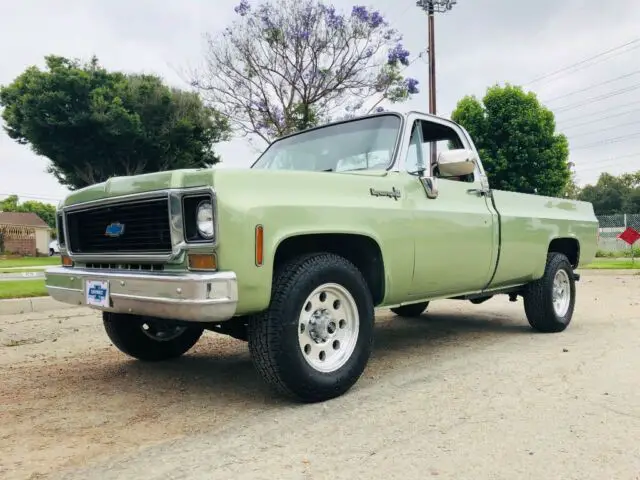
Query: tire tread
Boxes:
[
  {"xmin": 248, "ymin": 252, "xmax": 373, "ymax": 402},
  {"xmin": 523, "ymin": 252, "xmax": 575, "ymax": 333}
]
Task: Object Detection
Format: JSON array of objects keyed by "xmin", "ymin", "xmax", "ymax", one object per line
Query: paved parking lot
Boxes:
[{"xmin": 1, "ymin": 270, "xmax": 639, "ymax": 480}]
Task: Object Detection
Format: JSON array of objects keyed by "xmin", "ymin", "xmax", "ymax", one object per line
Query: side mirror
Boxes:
[{"xmin": 437, "ymin": 149, "xmax": 477, "ymax": 177}]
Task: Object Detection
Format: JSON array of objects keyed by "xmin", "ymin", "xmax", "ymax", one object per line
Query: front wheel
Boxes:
[
  {"xmin": 248, "ymin": 253, "xmax": 374, "ymax": 403},
  {"xmin": 103, "ymin": 313, "xmax": 204, "ymax": 361},
  {"xmin": 523, "ymin": 253, "xmax": 576, "ymax": 333}
]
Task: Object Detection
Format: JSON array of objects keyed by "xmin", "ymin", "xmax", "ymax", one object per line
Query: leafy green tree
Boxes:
[
  {"xmin": 562, "ymin": 167, "xmax": 581, "ymax": 199},
  {"xmin": 0, "ymin": 55, "xmax": 231, "ymax": 190},
  {"xmin": 191, "ymin": 0, "xmax": 420, "ymax": 143},
  {"xmin": 451, "ymin": 84, "xmax": 570, "ymax": 197},
  {"xmin": 578, "ymin": 171, "xmax": 640, "ymax": 215}
]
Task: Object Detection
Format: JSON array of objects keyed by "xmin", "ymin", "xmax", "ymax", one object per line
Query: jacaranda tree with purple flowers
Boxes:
[{"xmin": 190, "ymin": 0, "xmax": 420, "ymax": 143}]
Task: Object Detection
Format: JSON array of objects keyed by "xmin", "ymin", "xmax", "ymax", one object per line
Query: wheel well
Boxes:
[
  {"xmin": 548, "ymin": 238, "xmax": 580, "ymax": 268},
  {"xmin": 274, "ymin": 234, "xmax": 386, "ymax": 305}
]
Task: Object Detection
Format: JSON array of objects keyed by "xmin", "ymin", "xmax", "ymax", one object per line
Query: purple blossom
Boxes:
[
  {"xmin": 234, "ymin": 0, "xmax": 251, "ymax": 16},
  {"xmin": 294, "ymin": 30, "xmax": 311, "ymax": 40},
  {"xmin": 368, "ymin": 10, "xmax": 385, "ymax": 28},
  {"xmin": 324, "ymin": 6, "xmax": 344, "ymax": 29},
  {"xmin": 405, "ymin": 77, "xmax": 419, "ymax": 94},
  {"xmin": 351, "ymin": 5, "xmax": 369, "ymax": 22},
  {"xmin": 388, "ymin": 43, "xmax": 410, "ymax": 66},
  {"xmin": 363, "ymin": 46, "xmax": 375, "ymax": 58},
  {"xmin": 375, "ymin": 106, "xmax": 385, "ymax": 112}
]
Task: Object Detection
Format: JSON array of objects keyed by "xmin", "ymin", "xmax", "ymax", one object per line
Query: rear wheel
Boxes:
[
  {"xmin": 523, "ymin": 253, "xmax": 576, "ymax": 333},
  {"xmin": 103, "ymin": 313, "xmax": 204, "ymax": 361},
  {"xmin": 390, "ymin": 302, "xmax": 429, "ymax": 317},
  {"xmin": 248, "ymin": 253, "xmax": 374, "ymax": 403}
]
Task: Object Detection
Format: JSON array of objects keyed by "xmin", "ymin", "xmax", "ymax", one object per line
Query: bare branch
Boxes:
[{"xmin": 190, "ymin": 0, "xmax": 419, "ymax": 142}]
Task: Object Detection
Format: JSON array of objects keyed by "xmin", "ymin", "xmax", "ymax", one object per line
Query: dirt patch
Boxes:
[{"xmin": 1, "ymin": 271, "xmax": 639, "ymax": 479}]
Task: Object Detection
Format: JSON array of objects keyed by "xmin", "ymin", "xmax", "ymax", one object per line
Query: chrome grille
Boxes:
[{"xmin": 66, "ymin": 197, "xmax": 172, "ymax": 255}]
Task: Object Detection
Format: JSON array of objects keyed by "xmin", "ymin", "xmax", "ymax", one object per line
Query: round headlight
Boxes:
[{"xmin": 196, "ymin": 200, "xmax": 214, "ymax": 239}]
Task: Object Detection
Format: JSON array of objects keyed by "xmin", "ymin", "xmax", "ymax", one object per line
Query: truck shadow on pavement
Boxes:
[{"xmin": 101, "ymin": 310, "xmax": 533, "ymax": 405}]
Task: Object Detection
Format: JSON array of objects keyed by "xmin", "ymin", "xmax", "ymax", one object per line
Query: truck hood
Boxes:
[{"xmin": 61, "ymin": 167, "xmax": 390, "ymax": 207}]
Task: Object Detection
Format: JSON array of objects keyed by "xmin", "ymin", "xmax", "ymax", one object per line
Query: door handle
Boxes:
[{"xmin": 467, "ymin": 188, "xmax": 490, "ymax": 197}]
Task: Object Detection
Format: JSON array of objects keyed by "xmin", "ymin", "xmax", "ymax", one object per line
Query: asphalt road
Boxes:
[{"xmin": 1, "ymin": 270, "xmax": 639, "ymax": 480}]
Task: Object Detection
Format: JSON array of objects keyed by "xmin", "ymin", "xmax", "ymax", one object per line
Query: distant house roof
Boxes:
[{"xmin": 0, "ymin": 212, "xmax": 50, "ymax": 229}]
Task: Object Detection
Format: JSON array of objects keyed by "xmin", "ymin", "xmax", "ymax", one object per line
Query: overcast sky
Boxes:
[{"xmin": 1, "ymin": 0, "xmax": 639, "ymax": 205}]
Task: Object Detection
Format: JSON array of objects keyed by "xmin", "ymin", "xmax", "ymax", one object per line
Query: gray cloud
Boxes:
[{"xmin": 1, "ymin": 0, "xmax": 639, "ymax": 204}]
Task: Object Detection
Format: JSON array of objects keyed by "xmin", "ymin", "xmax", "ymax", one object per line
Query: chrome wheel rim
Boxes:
[
  {"xmin": 552, "ymin": 269, "xmax": 571, "ymax": 317},
  {"xmin": 141, "ymin": 320, "xmax": 187, "ymax": 342},
  {"xmin": 298, "ymin": 283, "xmax": 359, "ymax": 373}
]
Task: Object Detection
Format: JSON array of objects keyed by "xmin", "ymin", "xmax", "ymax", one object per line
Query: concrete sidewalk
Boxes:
[
  {"xmin": 0, "ymin": 265, "xmax": 50, "ymax": 271},
  {"xmin": 0, "ymin": 272, "xmax": 45, "ymax": 281},
  {"xmin": 0, "ymin": 296, "xmax": 81, "ymax": 316}
]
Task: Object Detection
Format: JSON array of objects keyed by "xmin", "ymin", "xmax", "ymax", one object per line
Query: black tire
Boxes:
[
  {"xmin": 103, "ymin": 313, "xmax": 204, "ymax": 361},
  {"xmin": 248, "ymin": 253, "xmax": 375, "ymax": 403},
  {"xmin": 523, "ymin": 253, "xmax": 576, "ymax": 333},
  {"xmin": 390, "ymin": 302, "xmax": 429, "ymax": 317}
]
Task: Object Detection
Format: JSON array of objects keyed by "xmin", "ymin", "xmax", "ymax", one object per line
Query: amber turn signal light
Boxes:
[
  {"xmin": 255, "ymin": 225, "xmax": 264, "ymax": 266},
  {"xmin": 61, "ymin": 255, "xmax": 73, "ymax": 267},
  {"xmin": 188, "ymin": 253, "xmax": 217, "ymax": 270}
]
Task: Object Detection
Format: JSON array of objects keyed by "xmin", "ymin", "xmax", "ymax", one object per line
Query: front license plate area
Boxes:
[{"xmin": 86, "ymin": 280, "xmax": 110, "ymax": 308}]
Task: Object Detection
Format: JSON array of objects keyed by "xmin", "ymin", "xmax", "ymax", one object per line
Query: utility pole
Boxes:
[
  {"xmin": 416, "ymin": 0, "xmax": 457, "ymax": 168},
  {"xmin": 428, "ymin": 2, "xmax": 436, "ymax": 115},
  {"xmin": 416, "ymin": 0, "xmax": 458, "ymax": 115}
]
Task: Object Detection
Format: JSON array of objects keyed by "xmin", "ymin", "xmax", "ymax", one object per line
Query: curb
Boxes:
[{"xmin": 0, "ymin": 296, "xmax": 82, "ymax": 316}]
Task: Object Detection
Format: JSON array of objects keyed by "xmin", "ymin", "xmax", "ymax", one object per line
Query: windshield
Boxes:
[{"xmin": 251, "ymin": 114, "xmax": 401, "ymax": 172}]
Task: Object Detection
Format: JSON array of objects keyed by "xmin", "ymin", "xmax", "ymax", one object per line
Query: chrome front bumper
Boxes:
[{"xmin": 44, "ymin": 267, "xmax": 238, "ymax": 323}]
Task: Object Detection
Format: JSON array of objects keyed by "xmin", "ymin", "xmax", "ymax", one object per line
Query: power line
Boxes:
[
  {"xmin": 0, "ymin": 192, "xmax": 63, "ymax": 202},
  {"xmin": 575, "ymin": 152, "xmax": 640, "ymax": 172},
  {"xmin": 560, "ymin": 106, "xmax": 640, "ymax": 130},
  {"xmin": 571, "ymin": 131, "xmax": 640, "ymax": 150},
  {"xmin": 566, "ymin": 120, "xmax": 640, "ymax": 140},
  {"xmin": 552, "ymin": 82, "xmax": 640, "ymax": 113},
  {"xmin": 556, "ymin": 99, "xmax": 640, "ymax": 126},
  {"xmin": 523, "ymin": 37, "xmax": 640, "ymax": 87},
  {"xmin": 572, "ymin": 151, "xmax": 640, "ymax": 168},
  {"xmin": 542, "ymin": 69, "xmax": 640, "ymax": 104}
]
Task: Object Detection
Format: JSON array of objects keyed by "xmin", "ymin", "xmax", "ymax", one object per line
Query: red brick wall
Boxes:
[{"xmin": 4, "ymin": 238, "xmax": 36, "ymax": 256}]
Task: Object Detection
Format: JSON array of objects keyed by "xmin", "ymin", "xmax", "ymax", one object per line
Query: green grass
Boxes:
[
  {"xmin": 583, "ymin": 258, "xmax": 640, "ymax": 269},
  {"xmin": 0, "ymin": 257, "xmax": 59, "ymax": 268},
  {"xmin": 0, "ymin": 280, "xmax": 48, "ymax": 299},
  {"xmin": 596, "ymin": 247, "xmax": 640, "ymax": 258}
]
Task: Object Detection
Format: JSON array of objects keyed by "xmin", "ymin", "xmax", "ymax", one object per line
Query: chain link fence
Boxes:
[{"xmin": 597, "ymin": 213, "xmax": 640, "ymax": 254}]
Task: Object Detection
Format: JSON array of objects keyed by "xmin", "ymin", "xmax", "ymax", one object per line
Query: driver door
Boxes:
[{"xmin": 405, "ymin": 118, "xmax": 497, "ymax": 297}]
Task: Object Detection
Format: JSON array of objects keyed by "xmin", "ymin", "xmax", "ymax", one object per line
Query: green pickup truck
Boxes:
[{"xmin": 45, "ymin": 111, "xmax": 598, "ymax": 402}]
